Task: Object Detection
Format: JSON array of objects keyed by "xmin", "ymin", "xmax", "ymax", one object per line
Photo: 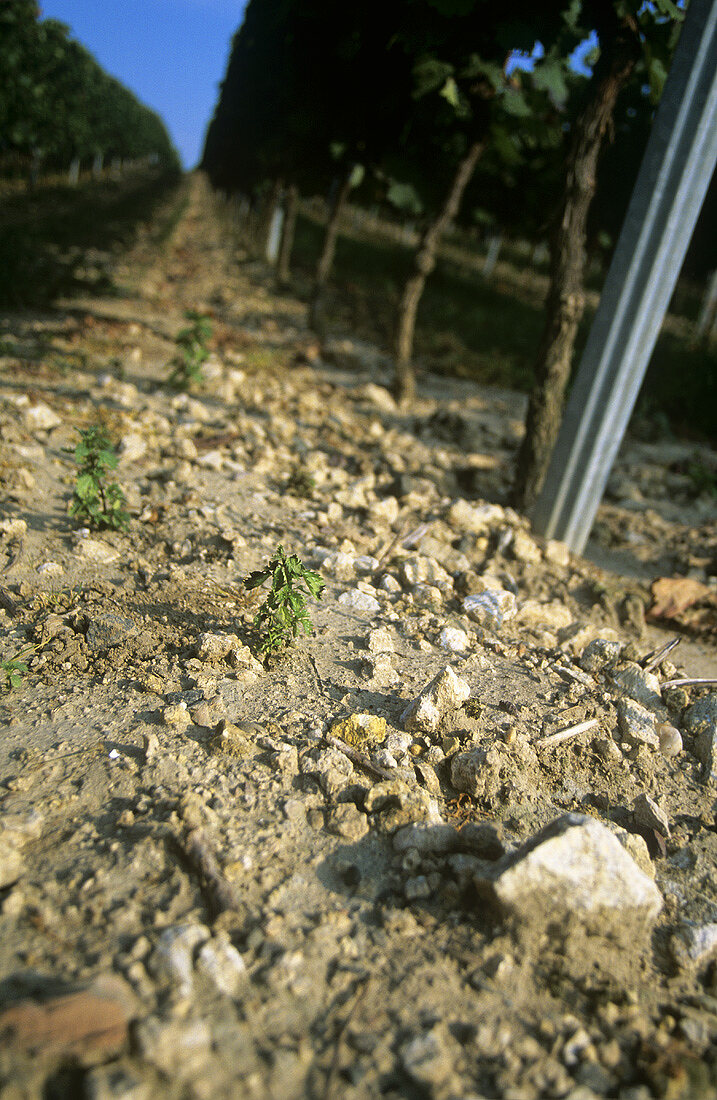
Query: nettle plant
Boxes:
[
  {"xmin": 244, "ymin": 545, "xmax": 325, "ymax": 657},
  {"xmin": 69, "ymin": 425, "xmax": 130, "ymax": 531},
  {"xmin": 1, "ymin": 650, "xmax": 29, "ymax": 692},
  {"xmin": 168, "ymin": 309, "xmax": 212, "ymax": 390}
]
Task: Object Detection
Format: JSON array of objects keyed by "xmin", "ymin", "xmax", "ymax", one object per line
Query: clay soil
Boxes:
[{"xmin": 0, "ymin": 173, "xmax": 716, "ymax": 1100}]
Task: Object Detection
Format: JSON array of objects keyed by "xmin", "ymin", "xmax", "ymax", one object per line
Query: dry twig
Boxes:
[
  {"xmin": 325, "ymin": 734, "xmax": 396, "ymax": 781},
  {"xmin": 537, "ymin": 718, "xmax": 599, "ymax": 748}
]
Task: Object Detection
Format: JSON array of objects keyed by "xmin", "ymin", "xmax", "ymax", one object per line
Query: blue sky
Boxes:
[{"xmin": 39, "ymin": 0, "xmax": 248, "ymax": 169}]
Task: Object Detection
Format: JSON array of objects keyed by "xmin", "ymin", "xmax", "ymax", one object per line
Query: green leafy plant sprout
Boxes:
[
  {"xmin": 168, "ymin": 309, "xmax": 212, "ymax": 390},
  {"xmin": 69, "ymin": 425, "xmax": 129, "ymax": 531},
  {"xmin": 1, "ymin": 642, "xmax": 42, "ymax": 692},
  {"xmin": 285, "ymin": 465, "xmax": 316, "ymax": 498},
  {"xmin": 244, "ymin": 545, "xmax": 325, "ymax": 657}
]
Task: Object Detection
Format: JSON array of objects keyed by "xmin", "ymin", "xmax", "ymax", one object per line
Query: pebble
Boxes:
[
  {"xmin": 195, "ymin": 937, "xmax": 247, "ymax": 997},
  {"xmin": 385, "ymin": 731, "xmax": 412, "ymax": 755},
  {"xmin": 632, "ymin": 792, "xmax": 671, "ymax": 837},
  {"xmin": 511, "ymin": 528, "xmax": 542, "ymax": 563},
  {"xmin": 364, "ymin": 779, "xmax": 442, "ymax": 831},
  {"xmin": 447, "ymin": 499, "xmax": 505, "ymax": 534},
  {"xmin": 338, "ymin": 588, "xmax": 380, "ymax": 613},
  {"xmin": 151, "ymin": 923, "xmax": 210, "ymax": 996},
  {"xmin": 86, "ymin": 613, "xmax": 136, "ymax": 652},
  {"xmin": 401, "ymin": 1027, "xmax": 455, "ymax": 1087},
  {"xmin": 320, "ymin": 550, "xmax": 357, "ymax": 581},
  {"xmin": 670, "ymin": 922, "xmax": 717, "ymax": 971},
  {"xmin": 373, "ymin": 747, "xmax": 398, "ymax": 769},
  {"xmin": 196, "ymin": 632, "xmax": 262, "ymax": 676},
  {"xmin": 610, "ymin": 663, "xmax": 665, "ymax": 714},
  {"xmin": 24, "ymin": 402, "xmax": 61, "ymax": 431},
  {"xmin": 400, "ymin": 555, "xmax": 453, "ymax": 591},
  {"xmin": 438, "ymin": 626, "xmax": 470, "ymax": 653},
  {"xmin": 580, "ymin": 638, "xmax": 622, "ymax": 673},
  {"xmin": 475, "ymin": 813, "xmax": 663, "ymax": 937},
  {"xmin": 514, "ymin": 599, "xmax": 573, "ymax": 632},
  {"xmin": 329, "ymin": 712, "xmax": 387, "ymax": 748},
  {"xmin": 683, "ymin": 695, "xmax": 717, "ymax": 781},
  {"xmin": 367, "ymin": 626, "xmax": 394, "ymax": 653},
  {"xmin": 197, "ymin": 449, "xmax": 224, "ymax": 470},
  {"xmin": 37, "ymin": 561, "xmax": 64, "ymax": 575},
  {"xmin": 134, "ymin": 1016, "xmax": 212, "ymax": 1078},
  {"xmin": 162, "ymin": 701, "xmax": 192, "ymax": 731},
  {"xmin": 616, "ymin": 698, "xmax": 659, "ymax": 750},
  {"xmin": 369, "ymin": 496, "xmax": 400, "ymax": 525},
  {"xmin": 119, "ymin": 433, "xmax": 147, "ymax": 463},
  {"xmin": 393, "ymin": 823, "xmax": 463, "ymax": 854},
  {"xmin": 463, "ymin": 587, "xmax": 517, "ymax": 630},
  {"xmin": 363, "ymin": 651, "xmax": 399, "ymax": 687},
  {"xmin": 404, "ymin": 875, "xmax": 432, "ymax": 900},
  {"xmin": 657, "ymin": 721, "xmax": 683, "ymax": 757},
  {"xmin": 400, "ymin": 664, "xmax": 471, "ymax": 734},
  {"xmin": 544, "ymin": 539, "xmax": 570, "ymax": 567},
  {"xmin": 77, "ymin": 539, "xmax": 120, "ymax": 564},
  {"xmin": 305, "ymin": 746, "xmax": 354, "ymax": 797},
  {"xmin": 0, "ymin": 810, "xmax": 44, "ymax": 889},
  {"xmin": 325, "ymin": 802, "xmax": 369, "ymax": 841}
]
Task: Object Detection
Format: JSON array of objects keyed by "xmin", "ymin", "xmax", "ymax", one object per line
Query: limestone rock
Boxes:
[
  {"xmin": 438, "ymin": 626, "xmax": 470, "ymax": 653},
  {"xmin": 338, "ymin": 588, "xmax": 380, "ymax": 614},
  {"xmin": 151, "ymin": 923, "xmax": 210, "ymax": 996},
  {"xmin": 463, "ymin": 588, "xmax": 517, "ymax": 631},
  {"xmin": 511, "ymin": 528, "xmax": 542, "ymax": 564},
  {"xmin": 683, "ymin": 696, "xmax": 717, "ymax": 781},
  {"xmin": 195, "ymin": 937, "xmax": 247, "ymax": 997},
  {"xmin": 451, "ymin": 736, "xmax": 537, "ymax": 805},
  {"xmin": 367, "ymin": 625, "xmax": 394, "ymax": 653},
  {"xmin": 0, "ymin": 810, "xmax": 43, "ymax": 889},
  {"xmin": 304, "ymin": 746, "xmax": 354, "ymax": 798},
  {"xmin": 364, "ymin": 779, "xmax": 442, "ymax": 832},
  {"xmin": 325, "ymin": 803, "xmax": 369, "ymax": 841},
  {"xmin": 474, "ymin": 813, "xmax": 663, "ymax": 937},
  {"xmin": 119, "ymin": 433, "xmax": 147, "ymax": 463},
  {"xmin": 671, "ymin": 922, "xmax": 717, "ymax": 971},
  {"xmin": 611, "ymin": 663, "xmax": 666, "ymax": 715},
  {"xmin": 399, "ymin": 555, "xmax": 453, "ymax": 592},
  {"xmin": 77, "ymin": 539, "xmax": 120, "ymax": 565},
  {"xmin": 617, "ymin": 697, "xmax": 659, "ymax": 749},
  {"xmin": 580, "ymin": 638, "xmax": 622, "ymax": 673},
  {"xmin": 447, "ymin": 499, "xmax": 505, "ymax": 534},
  {"xmin": 632, "ymin": 792, "xmax": 671, "ymax": 837},
  {"xmin": 400, "ymin": 665, "xmax": 471, "ymax": 734},
  {"xmin": 24, "ymin": 402, "xmax": 61, "ymax": 431}
]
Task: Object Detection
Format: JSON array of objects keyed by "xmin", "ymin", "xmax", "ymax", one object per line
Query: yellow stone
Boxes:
[{"xmin": 329, "ymin": 713, "xmax": 387, "ymax": 748}]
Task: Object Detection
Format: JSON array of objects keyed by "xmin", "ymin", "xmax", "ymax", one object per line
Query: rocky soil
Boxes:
[{"xmin": 1, "ymin": 173, "xmax": 716, "ymax": 1100}]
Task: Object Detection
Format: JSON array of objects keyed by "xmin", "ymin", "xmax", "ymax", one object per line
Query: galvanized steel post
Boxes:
[{"xmin": 531, "ymin": 0, "xmax": 717, "ymax": 553}]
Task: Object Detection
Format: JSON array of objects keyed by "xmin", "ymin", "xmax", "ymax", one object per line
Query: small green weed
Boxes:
[
  {"xmin": 244, "ymin": 544, "xmax": 325, "ymax": 657},
  {"xmin": 168, "ymin": 309, "xmax": 212, "ymax": 390},
  {"xmin": 1, "ymin": 643, "xmax": 40, "ymax": 692},
  {"xmin": 1, "ymin": 653, "xmax": 28, "ymax": 691},
  {"xmin": 69, "ymin": 425, "xmax": 130, "ymax": 530},
  {"xmin": 285, "ymin": 466, "xmax": 316, "ymax": 498}
]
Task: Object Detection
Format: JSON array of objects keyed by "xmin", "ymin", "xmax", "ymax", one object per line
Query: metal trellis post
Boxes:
[{"xmin": 531, "ymin": 0, "xmax": 717, "ymax": 553}]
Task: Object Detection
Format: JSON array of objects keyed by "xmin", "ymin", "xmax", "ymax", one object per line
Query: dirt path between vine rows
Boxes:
[{"xmin": 1, "ymin": 172, "xmax": 716, "ymax": 1100}]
